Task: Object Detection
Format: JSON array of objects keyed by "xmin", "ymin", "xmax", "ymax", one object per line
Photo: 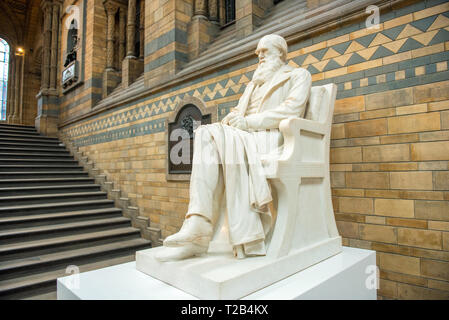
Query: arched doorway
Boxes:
[{"xmin": 0, "ymin": 38, "xmax": 9, "ymax": 121}]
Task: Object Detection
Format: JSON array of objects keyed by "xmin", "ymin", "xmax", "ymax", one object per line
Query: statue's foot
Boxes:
[
  {"xmin": 154, "ymin": 243, "xmax": 208, "ymax": 262},
  {"xmin": 163, "ymin": 215, "xmax": 213, "ymax": 247}
]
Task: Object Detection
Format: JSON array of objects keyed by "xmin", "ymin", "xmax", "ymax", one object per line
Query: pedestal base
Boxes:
[
  {"xmin": 136, "ymin": 237, "xmax": 342, "ymax": 299},
  {"xmin": 57, "ymin": 246, "xmax": 377, "ymax": 300}
]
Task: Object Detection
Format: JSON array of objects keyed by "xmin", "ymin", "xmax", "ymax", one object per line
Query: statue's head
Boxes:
[
  {"xmin": 255, "ymin": 34, "xmax": 288, "ymax": 64},
  {"xmin": 253, "ymin": 34, "xmax": 287, "ymax": 85}
]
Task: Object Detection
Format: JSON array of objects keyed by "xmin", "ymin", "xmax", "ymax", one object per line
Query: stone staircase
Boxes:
[{"xmin": 0, "ymin": 123, "xmax": 152, "ymax": 300}]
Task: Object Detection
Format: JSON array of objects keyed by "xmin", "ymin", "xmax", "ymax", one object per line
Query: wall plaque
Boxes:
[{"xmin": 166, "ymin": 97, "xmax": 217, "ymax": 181}]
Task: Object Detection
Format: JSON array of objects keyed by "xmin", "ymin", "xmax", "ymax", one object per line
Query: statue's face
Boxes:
[{"xmin": 255, "ymin": 40, "xmax": 281, "ymax": 65}]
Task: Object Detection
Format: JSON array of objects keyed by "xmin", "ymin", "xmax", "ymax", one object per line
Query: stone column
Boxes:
[
  {"xmin": 6, "ymin": 55, "xmax": 15, "ymax": 123},
  {"xmin": 50, "ymin": 2, "xmax": 61, "ymax": 89},
  {"xmin": 189, "ymin": 0, "xmax": 218, "ymax": 60},
  {"xmin": 122, "ymin": 0, "xmax": 143, "ymax": 88},
  {"xmin": 10, "ymin": 52, "xmax": 23, "ymax": 124},
  {"xmin": 41, "ymin": 0, "xmax": 52, "ymax": 90},
  {"xmin": 139, "ymin": 0, "xmax": 144, "ymax": 60},
  {"xmin": 119, "ymin": 7, "xmax": 126, "ymax": 67},
  {"xmin": 126, "ymin": 0, "xmax": 136, "ymax": 58},
  {"xmin": 105, "ymin": 2, "xmax": 118, "ymax": 71},
  {"xmin": 36, "ymin": 0, "xmax": 61, "ymax": 136},
  {"xmin": 209, "ymin": 0, "xmax": 218, "ymax": 23},
  {"xmin": 194, "ymin": 0, "xmax": 208, "ymax": 17}
]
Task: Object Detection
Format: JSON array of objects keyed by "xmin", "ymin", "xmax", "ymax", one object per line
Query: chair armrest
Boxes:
[
  {"xmin": 279, "ymin": 117, "xmax": 327, "ymax": 136},
  {"xmin": 270, "ymin": 117, "xmax": 327, "ymax": 169},
  {"xmin": 264, "ymin": 117, "xmax": 328, "ymax": 178}
]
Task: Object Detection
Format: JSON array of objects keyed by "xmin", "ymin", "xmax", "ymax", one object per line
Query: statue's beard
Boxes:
[{"xmin": 252, "ymin": 57, "xmax": 284, "ymax": 86}]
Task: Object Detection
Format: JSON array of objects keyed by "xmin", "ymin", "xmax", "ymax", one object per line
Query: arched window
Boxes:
[{"xmin": 0, "ymin": 38, "xmax": 9, "ymax": 121}]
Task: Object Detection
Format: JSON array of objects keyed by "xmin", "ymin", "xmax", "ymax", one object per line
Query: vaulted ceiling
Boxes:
[{"xmin": 0, "ymin": 0, "xmax": 42, "ymax": 49}]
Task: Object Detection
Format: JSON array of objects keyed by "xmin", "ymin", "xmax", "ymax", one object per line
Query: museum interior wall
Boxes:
[{"xmin": 1, "ymin": 0, "xmax": 449, "ymax": 299}]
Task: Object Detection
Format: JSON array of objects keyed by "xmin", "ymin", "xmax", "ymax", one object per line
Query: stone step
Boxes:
[
  {"xmin": 0, "ymin": 165, "xmax": 83, "ymax": 172},
  {"xmin": 0, "ymin": 147, "xmax": 70, "ymax": 154},
  {"xmin": 0, "ymin": 238, "xmax": 150, "ymax": 279},
  {"xmin": 0, "ymin": 152, "xmax": 74, "ymax": 159},
  {"xmin": 0, "ymin": 141, "xmax": 65, "ymax": 149},
  {"xmin": 0, "ymin": 158, "xmax": 78, "ymax": 165},
  {"xmin": 0, "ymin": 184, "xmax": 101, "ymax": 196},
  {"xmin": 0, "ymin": 133, "xmax": 60, "ymax": 143},
  {"xmin": 0, "ymin": 123, "xmax": 151, "ymax": 301},
  {"xmin": 0, "ymin": 129, "xmax": 43, "ymax": 136},
  {"xmin": 0, "ymin": 124, "xmax": 37, "ymax": 131},
  {"xmin": 0, "ymin": 216, "xmax": 132, "ymax": 244},
  {"xmin": 0, "ymin": 191, "xmax": 108, "ymax": 207},
  {"xmin": 0, "ymin": 227, "xmax": 141, "ymax": 259},
  {"xmin": 0, "ymin": 199, "xmax": 115, "ymax": 216},
  {"xmin": 0, "ymin": 253, "xmax": 142, "ymax": 299},
  {"xmin": 0, "ymin": 207, "xmax": 123, "ymax": 230},
  {"xmin": 0, "ymin": 171, "xmax": 89, "ymax": 179},
  {"xmin": 0, "ymin": 177, "xmax": 95, "ymax": 187}
]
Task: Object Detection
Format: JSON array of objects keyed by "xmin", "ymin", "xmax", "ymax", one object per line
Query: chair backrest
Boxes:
[{"xmin": 304, "ymin": 84, "xmax": 335, "ymax": 124}]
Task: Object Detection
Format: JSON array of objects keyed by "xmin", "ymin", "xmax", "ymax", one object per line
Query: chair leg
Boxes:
[{"xmin": 266, "ymin": 177, "xmax": 301, "ymax": 258}]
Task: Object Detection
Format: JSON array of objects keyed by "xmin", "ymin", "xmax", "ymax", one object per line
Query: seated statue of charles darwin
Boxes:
[{"xmin": 156, "ymin": 34, "xmax": 312, "ymax": 262}]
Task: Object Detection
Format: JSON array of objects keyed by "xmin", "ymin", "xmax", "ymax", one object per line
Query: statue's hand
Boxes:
[
  {"xmin": 229, "ymin": 115, "xmax": 248, "ymax": 131},
  {"xmin": 221, "ymin": 111, "xmax": 239, "ymax": 125}
]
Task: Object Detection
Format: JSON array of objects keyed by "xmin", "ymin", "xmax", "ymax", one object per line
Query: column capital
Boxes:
[
  {"xmin": 194, "ymin": 0, "xmax": 208, "ymax": 18},
  {"xmin": 103, "ymin": 0, "xmax": 120, "ymax": 15},
  {"xmin": 119, "ymin": 6, "xmax": 127, "ymax": 17},
  {"xmin": 40, "ymin": 0, "xmax": 62, "ymax": 10}
]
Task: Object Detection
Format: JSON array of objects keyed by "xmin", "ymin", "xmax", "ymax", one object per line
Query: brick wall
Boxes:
[{"xmin": 61, "ymin": 0, "xmax": 449, "ymax": 299}]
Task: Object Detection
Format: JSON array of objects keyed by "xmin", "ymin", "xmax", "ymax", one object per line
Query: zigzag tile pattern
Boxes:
[
  {"xmin": 289, "ymin": 13, "xmax": 449, "ymax": 74},
  {"xmin": 65, "ymin": 6, "xmax": 449, "ymax": 147}
]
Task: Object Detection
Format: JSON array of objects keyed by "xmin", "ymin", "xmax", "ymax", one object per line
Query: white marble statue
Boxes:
[{"xmin": 156, "ymin": 34, "xmax": 312, "ymax": 262}]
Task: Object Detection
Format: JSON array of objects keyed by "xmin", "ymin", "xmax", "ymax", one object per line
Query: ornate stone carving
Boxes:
[
  {"xmin": 119, "ymin": 7, "xmax": 126, "ymax": 64},
  {"xmin": 139, "ymin": 0, "xmax": 144, "ymax": 60},
  {"xmin": 166, "ymin": 96, "xmax": 217, "ymax": 181},
  {"xmin": 194, "ymin": 0, "xmax": 208, "ymax": 17},
  {"xmin": 50, "ymin": 3, "xmax": 61, "ymax": 89},
  {"xmin": 209, "ymin": 0, "xmax": 218, "ymax": 22},
  {"xmin": 41, "ymin": 1, "xmax": 52, "ymax": 89},
  {"xmin": 104, "ymin": 1, "xmax": 119, "ymax": 70},
  {"xmin": 167, "ymin": 104, "xmax": 211, "ymax": 175}
]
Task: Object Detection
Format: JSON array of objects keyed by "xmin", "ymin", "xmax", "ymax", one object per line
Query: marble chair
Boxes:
[{"xmin": 209, "ymin": 83, "xmax": 342, "ymax": 260}]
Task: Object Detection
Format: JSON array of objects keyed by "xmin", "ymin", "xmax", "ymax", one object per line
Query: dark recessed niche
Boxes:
[{"xmin": 168, "ymin": 104, "xmax": 211, "ymax": 175}]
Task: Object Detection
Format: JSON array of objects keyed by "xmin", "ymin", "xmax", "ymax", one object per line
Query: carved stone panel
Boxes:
[{"xmin": 166, "ymin": 97, "xmax": 217, "ymax": 181}]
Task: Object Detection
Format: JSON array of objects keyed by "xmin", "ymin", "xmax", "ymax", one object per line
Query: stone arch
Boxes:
[{"xmin": 166, "ymin": 96, "xmax": 217, "ymax": 181}]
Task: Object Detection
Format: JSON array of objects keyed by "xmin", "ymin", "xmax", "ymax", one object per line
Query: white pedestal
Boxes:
[
  {"xmin": 57, "ymin": 246, "xmax": 377, "ymax": 300},
  {"xmin": 136, "ymin": 237, "xmax": 342, "ymax": 299}
]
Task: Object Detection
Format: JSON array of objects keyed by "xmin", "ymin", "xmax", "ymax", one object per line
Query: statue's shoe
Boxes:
[
  {"xmin": 154, "ymin": 244, "xmax": 208, "ymax": 262},
  {"xmin": 163, "ymin": 215, "xmax": 213, "ymax": 247}
]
